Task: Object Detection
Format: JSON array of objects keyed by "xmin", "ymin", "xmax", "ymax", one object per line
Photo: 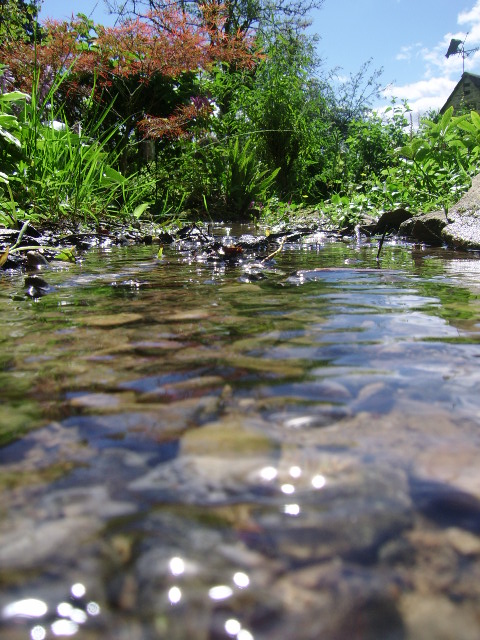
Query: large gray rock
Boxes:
[{"xmin": 399, "ymin": 174, "xmax": 480, "ymax": 249}]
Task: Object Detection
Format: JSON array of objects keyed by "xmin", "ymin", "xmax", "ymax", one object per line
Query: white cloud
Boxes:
[
  {"xmin": 458, "ymin": 1, "xmax": 480, "ymax": 51},
  {"xmin": 459, "ymin": 2, "xmax": 480, "ymax": 26},
  {"xmin": 390, "ymin": 0, "xmax": 480, "ymax": 116},
  {"xmin": 382, "ymin": 76, "xmax": 457, "ymax": 116},
  {"xmin": 384, "ymin": 77, "xmax": 456, "ymax": 102},
  {"xmin": 395, "ymin": 43, "xmax": 423, "ymax": 62}
]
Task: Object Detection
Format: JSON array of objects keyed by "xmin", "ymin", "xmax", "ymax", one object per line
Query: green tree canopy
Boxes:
[{"xmin": 0, "ymin": 0, "xmax": 40, "ymax": 43}]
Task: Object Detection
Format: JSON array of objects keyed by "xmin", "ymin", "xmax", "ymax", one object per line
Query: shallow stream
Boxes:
[{"xmin": 2, "ymin": 227, "xmax": 480, "ymax": 639}]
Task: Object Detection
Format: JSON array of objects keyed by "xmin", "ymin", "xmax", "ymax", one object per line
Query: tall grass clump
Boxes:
[{"xmin": 0, "ymin": 61, "xmax": 149, "ymax": 229}]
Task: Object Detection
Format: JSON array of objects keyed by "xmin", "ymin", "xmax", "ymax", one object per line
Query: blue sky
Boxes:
[{"xmin": 39, "ymin": 0, "xmax": 480, "ymax": 118}]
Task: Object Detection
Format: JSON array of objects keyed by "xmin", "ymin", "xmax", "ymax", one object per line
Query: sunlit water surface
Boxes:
[{"xmin": 2, "ymin": 229, "xmax": 480, "ymax": 639}]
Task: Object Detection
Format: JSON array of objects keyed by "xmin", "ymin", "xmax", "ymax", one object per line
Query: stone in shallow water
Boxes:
[
  {"xmin": 26, "ymin": 250, "xmax": 49, "ymax": 268},
  {"xmin": 168, "ymin": 308, "xmax": 212, "ymax": 321},
  {"xmin": 182, "ymin": 414, "xmax": 275, "ymax": 457},
  {"xmin": 76, "ymin": 312, "xmax": 143, "ymax": 327},
  {"xmin": 129, "ymin": 413, "xmax": 274, "ymax": 502},
  {"xmin": 69, "ymin": 391, "xmax": 137, "ymax": 410},
  {"xmin": 64, "ymin": 394, "xmax": 220, "ymax": 446},
  {"xmin": 415, "ymin": 443, "xmax": 480, "ymax": 500},
  {"xmin": 445, "ymin": 527, "xmax": 480, "ymax": 556},
  {"xmin": 0, "ymin": 481, "xmax": 136, "ymax": 571},
  {"xmin": 130, "ymin": 339, "xmax": 187, "ymax": 355},
  {"xmin": 138, "ymin": 374, "xmax": 224, "ymax": 401},
  {"xmin": 24, "ymin": 274, "xmax": 53, "ymax": 297},
  {"xmin": 273, "ymin": 560, "xmax": 406, "ymax": 640},
  {"xmin": 400, "ymin": 594, "xmax": 480, "ymax": 640},
  {"xmin": 245, "ymin": 466, "xmax": 412, "ymax": 564},
  {"xmin": 0, "ymin": 516, "xmax": 97, "ymax": 570},
  {"xmin": 227, "ymin": 353, "xmax": 304, "ymax": 377}
]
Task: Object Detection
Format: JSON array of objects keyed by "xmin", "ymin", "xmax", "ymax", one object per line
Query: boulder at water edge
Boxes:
[{"xmin": 399, "ymin": 173, "xmax": 480, "ymax": 249}]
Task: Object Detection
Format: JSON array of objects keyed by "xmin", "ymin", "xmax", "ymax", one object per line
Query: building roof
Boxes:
[{"xmin": 440, "ymin": 71, "xmax": 480, "ymax": 114}]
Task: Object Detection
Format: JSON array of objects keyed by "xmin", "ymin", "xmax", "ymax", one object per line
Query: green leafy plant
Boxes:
[
  {"xmin": 0, "ymin": 78, "xmax": 29, "ymax": 226},
  {"xmin": 394, "ymin": 106, "xmax": 471, "ymax": 214},
  {"xmin": 259, "ymin": 196, "xmax": 310, "ymax": 225},
  {"xmin": 222, "ymin": 138, "xmax": 280, "ymax": 216},
  {"xmin": 0, "ymin": 60, "xmax": 148, "ymax": 227}
]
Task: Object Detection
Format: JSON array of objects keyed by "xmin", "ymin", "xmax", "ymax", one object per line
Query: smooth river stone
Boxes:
[
  {"xmin": 415, "ymin": 443, "xmax": 480, "ymax": 499},
  {"xmin": 400, "ymin": 594, "xmax": 480, "ymax": 640},
  {"xmin": 76, "ymin": 312, "xmax": 143, "ymax": 327},
  {"xmin": 69, "ymin": 391, "xmax": 137, "ymax": 410},
  {"xmin": 168, "ymin": 309, "xmax": 212, "ymax": 321},
  {"xmin": 181, "ymin": 414, "xmax": 275, "ymax": 457}
]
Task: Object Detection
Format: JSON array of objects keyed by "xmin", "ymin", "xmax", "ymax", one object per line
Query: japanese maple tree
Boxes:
[{"xmin": 0, "ymin": 2, "xmax": 257, "ymax": 141}]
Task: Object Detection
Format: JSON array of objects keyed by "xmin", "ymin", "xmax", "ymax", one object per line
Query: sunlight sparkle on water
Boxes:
[
  {"xmin": 31, "ymin": 626, "xmax": 46, "ymax": 640},
  {"xmin": 284, "ymin": 416, "xmax": 312, "ymax": 429},
  {"xmin": 284, "ymin": 503, "xmax": 301, "ymax": 516},
  {"xmin": 70, "ymin": 583, "xmax": 86, "ymax": 599},
  {"xmin": 169, "ymin": 556, "xmax": 185, "ymax": 576},
  {"xmin": 51, "ymin": 619, "xmax": 78, "ymax": 636},
  {"xmin": 70, "ymin": 608, "xmax": 88, "ymax": 624},
  {"xmin": 56, "ymin": 602, "xmax": 87, "ymax": 624},
  {"xmin": 208, "ymin": 585, "xmax": 233, "ymax": 601},
  {"xmin": 57, "ymin": 602, "xmax": 73, "ymax": 617},
  {"xmin": 224, "ymin": 618, "xmax": 254, "ymax": 640},
  {"xmin": 233, "ymin": 572, "xmax": 250, "ymax": 588},
  {"xmin": 225, "ymin": 618, "xmax": 242, "ymax": 635},
  {"xmin": 86, "ymin": 602, "xmax": 100, "ymax": 616},
  {"xmin": 312, "ymin": 474, "xmax": 326, "ymax": 489},
  {"xmin": 259, "ymin": 466, "xmax": 277, "ymax": 481},
  {"xmin": 2, "ymin": 598, "xmax": 48, "ymax": 619},
  {"xmin": 281, "ymin": 483, "xmax": 295, "ymax": 495},
  {"xmin": 168, "ymin": 586, "xmax": 182, "ymax": 605}
]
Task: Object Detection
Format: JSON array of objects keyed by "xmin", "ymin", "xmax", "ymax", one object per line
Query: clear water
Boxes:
[{"xmin": 2, "ymin": 229, "xmax": 480, "ymax": 639}]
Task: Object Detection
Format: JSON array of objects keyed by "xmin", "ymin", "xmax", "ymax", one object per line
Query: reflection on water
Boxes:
[
  {"xmin": 2, "ymin": 232, "xmax": 480, "ymax": 638},
  {"xmin": 2, "ymin": 583, "xmax": 100, "ymax": 639}
]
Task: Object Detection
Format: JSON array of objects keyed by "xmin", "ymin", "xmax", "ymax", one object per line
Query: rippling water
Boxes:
[{"xmin": 2, "ymin": 228, "xmax": 480, "ymax": 639}]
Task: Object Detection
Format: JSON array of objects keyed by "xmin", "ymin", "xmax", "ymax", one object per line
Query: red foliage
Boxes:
[
  {"xmin": 139, "ymin": 99, "xmax": 213, "ymax": 139},
  {"xmin": 0, "ymin": 2, "xmax": 257, "ymax": 138}
]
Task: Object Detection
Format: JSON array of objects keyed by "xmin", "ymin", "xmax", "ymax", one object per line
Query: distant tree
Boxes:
[
  {"xmin": 0, "ymin": 0, "xmax": 40, "ymax": 42},
  {"xmin": 232, "ymin": 29, "xmax": 326, "ymax": 195},
  {"xmin": 104, "ymin": 0, "xmax": 325, "ymax": 36},
  {"xmin": 326, "ymin": 59, "xmax": 385, "ymax": 132}
]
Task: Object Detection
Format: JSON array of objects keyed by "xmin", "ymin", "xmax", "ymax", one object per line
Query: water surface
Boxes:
[{"xmin": 2, "ymin": 230, "xmax": 480, "ymax": 639}]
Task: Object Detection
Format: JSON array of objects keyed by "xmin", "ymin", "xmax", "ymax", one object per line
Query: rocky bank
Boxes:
[{"xmin": 400, "ymin": 174, "xmax": 480, "ymax": 249}]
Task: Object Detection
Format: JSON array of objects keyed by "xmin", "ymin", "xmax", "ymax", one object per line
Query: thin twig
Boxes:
[
  {"xmin": 262, "ymin": 236, "xmax": 286, "ymax": 263},
  {"xmin": 376, "ymin": 228, "xmax": 387, "ymax": 262}
]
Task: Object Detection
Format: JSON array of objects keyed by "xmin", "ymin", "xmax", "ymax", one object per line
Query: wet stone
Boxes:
[
  {"xmin": 400, "ymin": 594, "xmax": 480, "ymax": 640},
  {"xmin": 26, "ymin": 250, "xmax": 49, "ymax": 268},
  {"xmin": 445, "ymin": 527, "xmax": 480, "ymax": 556},
  {"xmin": 273, "ymin": 560, "xmax": 406, "ymax": 640},
  {"xmin": 68, "ymin": 391, "xmax": 137, "ymax": 411},
  {"xmin": 0, "ymin": 515, "xmax": 98, "ymax": 570},
  {"xmin": 245, "ymin": 465, "xmax": 412, "ymax": 564},
  {"xmin": 76, "ymin": 312, "xmax": 143, "ymax": 327},
  {"xmin": 0, "ymin": 228, "xmax": 19, "ymax": 244}
]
